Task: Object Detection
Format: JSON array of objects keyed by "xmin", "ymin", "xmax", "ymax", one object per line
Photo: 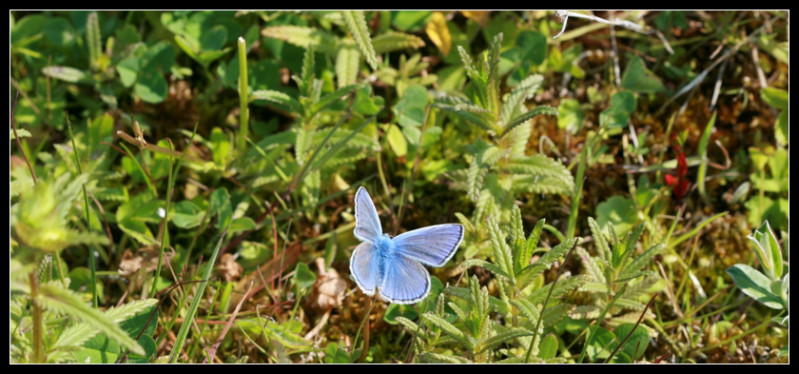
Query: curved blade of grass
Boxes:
[
  {"xmin": 667, "ymin": 212, "xmax": 727, "ymax": 250},
  {"xmin": 169, "ymin": 224, "xmax": 230, "ymax": 363}
]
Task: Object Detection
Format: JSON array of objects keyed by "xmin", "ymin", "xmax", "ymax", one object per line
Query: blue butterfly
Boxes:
[{"xmin": 349, "ymin": 186, "xmax": 464, "ymax": 304}]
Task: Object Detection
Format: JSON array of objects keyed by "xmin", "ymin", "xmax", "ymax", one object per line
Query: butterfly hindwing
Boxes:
[
  {"xmin": 392, "ymin": 224, "xmax": 464, "ymax": 268},
  {"xmin": 378, "ymin": 254, "xmax": 431, "ymax": 304},
  {"xmin": 354, "ymin": 187, "xmax": 382, "ymax": 242},
  {"xmin": 349, "ymin": 241, "xmax": 379, "ymax": 296}
]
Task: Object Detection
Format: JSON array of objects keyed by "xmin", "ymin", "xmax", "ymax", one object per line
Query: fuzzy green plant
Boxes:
[
  {"xmin": 396, "ymin": 205, "xmax": 580, "ymax": 363},
  {"xmin": 437, "ymin": 33, "xmax": 572, "ymax": 261},
  {"xmin": 727, "ymin": 221, "xmax": 789, "ymax": 327},
  {"xmin": 245, "ymin": 45, "xmax": 381, "ymax": 212},
  {"xmin": 574, "ymin": 217, "xmax": 663, "ymax": 362}
]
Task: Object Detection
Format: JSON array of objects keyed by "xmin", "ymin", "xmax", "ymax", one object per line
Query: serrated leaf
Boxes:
[
  {"xmin": 250, "ymin": 90, "xmax": 303, "ymax": 114},
  {"xmin": 341, "ymin": 11, "xmax": 378, "ymax": 70},
  {"xmin": 481, "ymin": 327, "xmax": 532, "ymax": 353},
  {"xmin": 462, "ymin": 259, "xmax": 512, "ymax": 280},
  {"xmin": 619, "ymin": 243, "xmax": 662, "ymax": 280},
  {"xmin": 500, "ymin": 74, "xmax": 544, "ymax": 124},
  {"xmin": 502, "ymin": 105, "xmax": 558, "ymax": 136},
  {"xmin": 421, "ymin": 313, "xmax": 472, "ymax": 349},
  {"xmin": 372, "ymin": 31, "xmax": 425, "ymax": 54},
  {"xmin": 528, "ymin": 275, "xmax": 586, "ymax": 304},
  {"xmin": 37, "ymin": 283, "xmax": 144, "ymax": 356},
  {"xmin": 335, "ymin": 42, "xmax": 361, "ymax": 89},
  {"xmin": 504, "ymin": 154, "xmax": 573, "ymax": 187}
]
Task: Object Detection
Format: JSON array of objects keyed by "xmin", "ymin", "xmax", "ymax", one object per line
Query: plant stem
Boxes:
[
  {"xmin": 237, "ymin": 37, "xmax": 250, "ymax": 169},
  {"xmin": 566, "ymin": 144, "xmax": 588, "ymax": 239},
  {"xmin": 29, "ymin": 272, "xmax": 44, "ymax": 363},
  {"xmin": 149, "ymin": 140, "xmax": 174, "ymax": 298},
  {"xmin": 11, "ymin": 91, "xmax": 38, "ymax": 184},
  {"xmin": 605, "ymin": 294, "xmax": 657, "ymax": 363},
  {"xmin": 353, "ymin": 296, "xmax": 376, "ymax": 362},
  {"xmin": 66, "ymin": 116, "xmax": 98, "ymax": 308}
]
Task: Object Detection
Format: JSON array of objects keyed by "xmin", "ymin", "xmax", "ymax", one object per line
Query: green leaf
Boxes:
[
  {"xmin": 42, "ymin": 66, "xmax": 89, "ymax": 83},
  {"xmin": 172, "ymin": 200, "xmax": 204, "ymax": 229},
  {"xmin": 341, "ymin": 11, "xmax": 378, "ymax": 70},
  {"xmin": 37, "ymin": 283, "xmax": 145, "ymax": 356},
  {"xmin": 726, "ymin": 264, "xmax": 784, "ymax": 309},
  {"xmin": 200, "ymin": 25, "xmax": 227, "ymax": 51},
  {"xmin": 596, "ymin": 196, "xmax": 637, "ymax": 237},
  {"xmin": 386, "ymin": 124, "xmax": 408, "ymax": 157},
  {"xmin": 228, "ymin": 217, "xmax": 255, "ymax": 234},
  {"xmin": 481, "ymin": 328, "xmax": 533, "ymax": 352},
  {"xmin": 747, "ymin": 221, "xmax": 784, "ymax": 281},
  {"xmin": 621, "ymin": 56, "xmax": 664, "ymax": 93},
  {"xmin": 209, "ymin": 187, "xmax": 231, "ymax": 218},
  {"xmin": 372, "ymin": 31, "xmax": 425, "ymax": 54},
  {"xmin": 141, "ymin": 41, "xmax": 175, "ymax": 73},
  {"xmin": 421, "ymin": 313, "xmax": 473, "ymax": 350},
  {"xmin": 335, "ymin": 42, "xmax": 361, "ymax": 89},
  {"xmin": 538, "ymin": 333, "xmax": 558, "ymax": 360},
  {"xmin": 761, "ymin": 87, "xmax": 788, "ymax": 109},
  {"xmin": 586, "ymin": 326, "xmax": 616, "ymax": 362},
  {"xmin": 391, "ymin": 11, "xmax": 431, "ymax": 32},
  {"xmin": 134, "ymin": 71, "xmax": 168, "ymax": 104},
  {"xmin": 502, "ymin": 106, "xmax": 558, "ymax": 136},
  {"xmin": 116, "ymin": 56, "xmax": 139, "ymax": 88},
  {"xmin": 44, "ymin": 17, "xmax": 77, "ymax": 46},
  {"xmin": 294, "ymin": 262, "xmax": 317, "ymax": 290},
  {"xmin": 557, "ymin": 98, "xmax": 584, "ymax": 134},
  {"xmin": 250, "ymin": 90, "xmax": 303, "ymax": 114},
  {"xmin": 516, "ymin": 30, "xmax": 547, "ymax": 66},
  {"xmin": 353, "ymin": 85, "xmax": 384, "ymax": 116},
  {"xmin": 611, "ymin": 324, "xmax": 649, "ymax": 362}
]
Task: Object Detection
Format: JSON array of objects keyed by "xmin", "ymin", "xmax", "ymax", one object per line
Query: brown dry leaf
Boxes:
[
  {"xmin": 310, "ymin": 257, "xmax": 347, "ymax": 311},
  {"xmin": 216, "ymin": 253, "xmax": 243, "ymax": 282},
  {"xmin": 118, "ymin": 249, "xmax": 143, "ymax": 277}
]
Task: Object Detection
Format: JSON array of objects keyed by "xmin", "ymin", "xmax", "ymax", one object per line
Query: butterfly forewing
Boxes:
[
  {"xmin": 354, "ymin": 187, "xmax": 382, "ymax": 242},
  {"xmin": 392, "ymin": 224, "xmax": 464, "ymax": 267},
  {"xmin": 378, "ymin": 254, "xmax": 431, "ymax": 304},
  {"xmin": 349, "ymin": 241, "xmax": 379, "ymax": 296}
]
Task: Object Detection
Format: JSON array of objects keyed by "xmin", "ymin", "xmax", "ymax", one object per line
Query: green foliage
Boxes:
[
  {"xmin": 9, "ymin": 10, "xmax": 789, "ymax": 364},
  {"xmin": 402, "ymin": 207, "xmax": 580, "ymax": 362},
  {"xmin": 727, "ymin": 221, "xmax": 789, "ymax": 326},
  {"xmin": 575, "ymin": 218, "xmax": 661, "ymax": 326}
]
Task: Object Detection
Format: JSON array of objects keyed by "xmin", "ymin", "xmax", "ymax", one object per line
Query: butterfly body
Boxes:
[{"xmin": 350, "ymin": 187, "xmax": 464, "ymax": 304}]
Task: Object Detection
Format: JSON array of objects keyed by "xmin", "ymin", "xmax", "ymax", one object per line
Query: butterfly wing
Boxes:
[
  {"xmin": 378, "ymin": 254, "xmax": 431, "ymax": 304},
  {"xmin": 349, "ymin": 241, "xmax": 379, "ymax": 296},
  {"xmin": 392, "ymin": 224, "xmax": 464, "ymax": 268},
  {"xmin": 353, "ymin": 187, "xmax": 382, "ymax": 242}
]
